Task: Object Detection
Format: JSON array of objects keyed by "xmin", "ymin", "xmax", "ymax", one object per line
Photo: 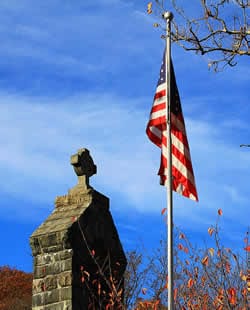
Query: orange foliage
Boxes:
[
  {"xmin": 0, "ymin": 266, "xmax": 32, "ymax": 310},
  {"xmin": 201, "ymin": 255, "xmax": 209, "ymax": 266},
  {"xmin": 227, "ymin": 287, "xmax": 237, "ymax": 306},
  {"xmin": 135, "ymin": 299, "xmax": 162, "ymax": 310},
  {"xmin": 217, "ymin": 209, "xmax": 223, "ymax": 216}
]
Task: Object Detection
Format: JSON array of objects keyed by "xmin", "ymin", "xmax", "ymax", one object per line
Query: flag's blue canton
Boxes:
[
  {"xmin": 157, "ymin": 57, "xmax": 166, "ymax": 86},
  {"xmin": 157, "ymin": 54, "xmax": 181, "ymax": 116}
]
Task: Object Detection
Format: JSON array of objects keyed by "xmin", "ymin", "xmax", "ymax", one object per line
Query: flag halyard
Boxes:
[{"xmin": 146, "ymin": 52, "xmax": 198, "ymax": 201}]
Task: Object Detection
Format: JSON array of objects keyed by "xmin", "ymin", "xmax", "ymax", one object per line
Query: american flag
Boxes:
[{"xmin": 146, "ymin": 52, "xmax": 198, "ymax": 201}]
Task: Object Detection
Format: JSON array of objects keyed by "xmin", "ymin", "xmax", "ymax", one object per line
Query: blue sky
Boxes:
[{"xmin": 0, "ymin": 0, "xmax": 249, "ymax": 273}]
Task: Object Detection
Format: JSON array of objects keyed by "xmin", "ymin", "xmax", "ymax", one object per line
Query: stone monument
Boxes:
[{"xmin": 30, "ymin": 148, "xmax": 127, "ymax": 309}]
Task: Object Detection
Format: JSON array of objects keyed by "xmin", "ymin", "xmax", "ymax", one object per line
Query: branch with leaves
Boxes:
[
  {"xmin": 128, "ymin": 208, "xmax": 249, "ymax": 309},
  {"xmin": 148, "ymin": 0, "xmax": 250, "ymax": 71}
]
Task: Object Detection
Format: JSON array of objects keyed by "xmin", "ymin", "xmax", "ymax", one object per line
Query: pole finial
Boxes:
[{"xmin": 162, "ymin": 11, "xmax": 173, "ymax": 21}]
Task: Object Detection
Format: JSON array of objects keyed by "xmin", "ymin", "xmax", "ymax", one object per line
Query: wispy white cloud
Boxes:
[
  {"xmin": 0, "ymin": 90, "xmax": 249, "ymax": 232},
  {"xmin": 0, "ymin": 0, "xmax": 249, "ymax": 250},
  {"xmin": 223, "ymin": 185, "xmax": 247, "ymax": 204},
  {"xmin": 0, "ymin": 0, "xmax": 152, "ymax": 80}
]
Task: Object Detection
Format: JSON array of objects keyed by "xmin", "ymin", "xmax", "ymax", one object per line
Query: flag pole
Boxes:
[{"xmin": 163, "ymin": 11, "xmax": 174, "ymax": 310}]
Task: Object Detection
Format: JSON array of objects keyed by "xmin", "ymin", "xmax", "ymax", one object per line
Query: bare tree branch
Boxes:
[{"xmin": 150, "ymin": 0, "xmax": 250, "ymax": 70}]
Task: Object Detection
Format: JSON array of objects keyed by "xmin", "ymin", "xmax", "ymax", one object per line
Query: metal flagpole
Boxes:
[{"xmin": 163, "ymin": 11, "xmax": 174, "ymax": 310}]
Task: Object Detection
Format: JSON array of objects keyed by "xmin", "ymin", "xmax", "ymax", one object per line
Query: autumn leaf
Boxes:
[
  {"xmin": 208, "ymin": 227, "xmax": 214, "ymax": 236},
  {"xmin": 194, "ymin": 267, "xmax": 198, "ymax": 277},
  {"xmin": 241, "ymin": 288, "xmax": 247, "ymax": 297},
  {"xmin": 174, "ymin": 288, "xmax": 178, "ymax": 301},
  {"xmin": 208, "ymin": 248, "xmax": 214, "ymax": 257},
  {"xmin": 147, "ymin": 2, "xmax": 152, "ymax": 14},
  {"xmin": 201, "ymin": 275, "xmax": 207, "ymax": 286},
  {"xmin": 241, "ymin": 274, "xmax": 247, "ymax": 281},
  {"xmin": 244, "ymin": 245, "xmax": 250, "ymax": 252},
  {"xmin": 179, "ymin": 233, "xmax": 185, "ymax": 239},
  {"xmin": 218, "ymin": 208, "xmax": 223, "ymax": 216},
  {"xmin": 141, "ymin": 288, "xmax": 147, "ymax": 295},
  {"xmin": 227, "ymin": 287, "xmax": 237, "ymax": 305},
  {"xmin": 225, "ymin": 262, "xmax": 231, "ymax": 273},
  {"xmin": 98, "ymin": 282, "xmax": 101, "ymax": 296},
  {"xmin": 178, "ymin": 244, "xmax": 184, "ymax": 250},
  {"xmin": 201, "ymin": 255, "xmax": 209, "ymax": 266},
  {"xmin": 161, "ymin": 207, "xmax": 167, "ymax": 215},
  {"xmin": 83, "ymin": 270, "xmax": 90, "ymax": 280},
  {"xmin": 187, "ymin": 278, "xmax": 194, "ymax": 288}
]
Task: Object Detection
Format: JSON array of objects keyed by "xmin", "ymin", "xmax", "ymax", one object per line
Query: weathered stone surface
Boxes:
[
  {"xmin": 59, "ymin": 287, "xmax": 72, "ymax": 301},
  {"xmin": 32, "ymin": 292, "xmax": 44, "ymax": 307},
  {"xmin": 33, "ymin": 300, "xmax": 72, "ymax": 310},
  {"xmin": 58, "ymin": 272, "xmax": 72, "ymax": 287},
  {"xmin": 30, "ymin": 148, "xmax": 127, "ymax": 309},
  {"xmin": 44, "ymin": 288, "xmax": 60, "ymax": 304}
]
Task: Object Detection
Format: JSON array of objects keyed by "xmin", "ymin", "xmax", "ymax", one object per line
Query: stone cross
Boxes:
[{"xmin": 70, "ymin": 148, "xmax": 97, "ymax": 190}]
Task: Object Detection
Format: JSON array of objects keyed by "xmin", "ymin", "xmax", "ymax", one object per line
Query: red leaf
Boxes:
[
  {"xmin": 178, "ymin": 244, "xmax": 184, "ymax": 250},
  {"xmin": 161, "ymin": 208, "xmax": 167, "ymax": 215},
  {"xmin": 225, "ymin": 262, "xmax": 231, "ymax": 273},
  {"xmin": 179, "ymin": 233, "xmax": 185, "ymax": 239},
  {"xmin": 174, "ymin": 288, "xmax": 178, "ymax": 301},
  {"xmin": 218, "ymin": 208, "xmax": 223, "ymax": 216},
  {"xmin": 244, "ymin": 245, "xmax": 250, "ymax": 252},
  {"xmin": 187, "ymin": 278, "xmax": 194, "ymax": 288},
  {"xmin": 227, "ymin": 287, "xmax": 237, "ymax": 305},
  {"xmin": 241, "ymin": 288, "xmax": 247, "ymax": 297}
]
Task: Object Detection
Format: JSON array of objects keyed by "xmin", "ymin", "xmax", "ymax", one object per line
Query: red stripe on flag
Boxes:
[{"xmin": 146, "ymin": 55, "xmax": 198, "ymax": 201}]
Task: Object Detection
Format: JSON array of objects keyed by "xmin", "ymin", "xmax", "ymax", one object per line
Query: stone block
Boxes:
[
  {"xmin": 58, "ymin": 272, "xmax": 72, "ymax": 287},
  {"xmin": 32, "ymin": 293, "xmax": 44, "ymax": 307},
  {"xmin": 61, "ymin": 258, "xmax": 72, "ymax": 272},
  {"xmin": 59, "ymin": 286, "xmax": 72, "ymax": 301},
  {"xmin": 45, "ymin": 275, "xmax": 58, "ymax": 291},
  {"xmin": 34, "ymin": 265, "xmax": 47, "ymax": 279},
  {"xmin": 60, "ymin": 249, "xmax": 73, "ymax": 261},
  {"xmin": 44, "ymin": 288, "xmax": 60, "ymax": 304},
  {"xmin": 33, "ymin": 279, "xmax": 46, "ymax": 294}
]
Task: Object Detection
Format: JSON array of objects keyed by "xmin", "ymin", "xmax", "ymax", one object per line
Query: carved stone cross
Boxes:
[{"xmin": 70, "ymin": 148, "xmax": 97, "ymax": 190}]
